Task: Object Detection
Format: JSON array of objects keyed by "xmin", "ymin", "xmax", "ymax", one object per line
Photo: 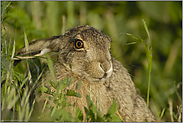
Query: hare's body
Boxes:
[{"xmin": 14, "ymin": 25, "xmax": 156, "ymax": 122}]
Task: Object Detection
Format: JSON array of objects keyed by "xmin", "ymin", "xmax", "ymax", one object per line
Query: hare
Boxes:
[{"xmin": 14, "ymin": 25, "xmax": 156, "ymax": 122}]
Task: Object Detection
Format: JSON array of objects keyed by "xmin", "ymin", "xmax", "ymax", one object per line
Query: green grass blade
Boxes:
[
  {"xmin": 142, "ymin": 19, "xmax": 152, "ymax": 108},
  {"xmin": 46, "ymin": 54, "xmax": 56, "ymax": 82},
  {"xmin": 159, "ymin": 108, "xmax": 166, "ymax": 120},
  {"xmin": 125, "ymin": 42, "xmax": 137, "ymax": 45},
  {"xmin": 28, "ymin": 99, "xmax": 36, "ymax": 119},
  {"xmin": 142, "ymin": 19, "xmax": 151, "ymax": 48},
  {"xmin": 11, "ymin": 40, "xmax": 16, "ymax": 60},
  {"xmin": 24, "ymin": 32, "xmax": 29, "ymax": 52}
]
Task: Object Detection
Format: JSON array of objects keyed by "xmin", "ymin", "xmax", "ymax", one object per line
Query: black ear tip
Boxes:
[{"xmin": 13, "ymin": 60, "xmax": 21, "ymax": 67}]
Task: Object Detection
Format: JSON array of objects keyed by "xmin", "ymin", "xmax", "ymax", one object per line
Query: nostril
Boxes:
[
  {"xmin": 100, "ymin": 63, "xmax": 104, "ymax": 70},
  {"xmin": 99, "ymin": 61, "xmax": 112, "ymax": 79},
  {"xmin": 103, "ymin": 72, "xmax": 107, "ymax": 78},
  {"xmin": 100, "ymin": 62, "xmax": 109, "ymax": 72}
]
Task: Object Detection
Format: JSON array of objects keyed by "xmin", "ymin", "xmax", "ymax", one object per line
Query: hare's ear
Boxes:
[{"xmin": 13, "ymin": 35, "xmax": 61, "ymax": 66}]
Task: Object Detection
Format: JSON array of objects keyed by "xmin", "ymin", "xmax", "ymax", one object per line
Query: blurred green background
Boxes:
[{"xmin": 1, "ymin": 1, "xmax": 182, "ymax": 121}]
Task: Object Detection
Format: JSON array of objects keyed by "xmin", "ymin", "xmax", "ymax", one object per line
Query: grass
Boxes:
[
  {"xmin": 1, "ymin": 39, "xmax": 36, "ymax": 121},
  {"xmin": 1, "ymin": 1, "xmax": 182, "ymax": 122},
  {"xmin": 126, "ymin": 19, "xmax": 153, "ymax": 108}
]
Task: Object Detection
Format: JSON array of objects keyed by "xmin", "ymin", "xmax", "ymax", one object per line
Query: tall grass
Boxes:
[
  {"xmin": 1, "ymin": 1, "xmax": 182, "ymax": 122},
  {"xmin": 1, "ymin": 37, "xmax": 36, "ymax": 122}
]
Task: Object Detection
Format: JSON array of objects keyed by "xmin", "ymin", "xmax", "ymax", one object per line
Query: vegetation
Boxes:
[{"xmin": 1, "ymin": 1, "xmax": 182, "ymax": 122}]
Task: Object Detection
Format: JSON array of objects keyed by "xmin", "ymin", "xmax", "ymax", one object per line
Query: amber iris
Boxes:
[{"xmin": 75, "ymin": 39, "xmax": 84, "ymax": 49}]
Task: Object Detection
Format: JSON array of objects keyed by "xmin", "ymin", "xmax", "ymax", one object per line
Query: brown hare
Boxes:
[{"xmin": 14, "ymin": 25, "xmax": 156, "ymax": 122}]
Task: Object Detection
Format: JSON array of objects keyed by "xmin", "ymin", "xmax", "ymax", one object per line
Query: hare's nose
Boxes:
[
  {"xmin": 100, "ymin": 61, "xmax": 113, "ymax": 78},
  {"xmin": 100, "ymin": 60, "xmax": 110, "ymax": 72}
]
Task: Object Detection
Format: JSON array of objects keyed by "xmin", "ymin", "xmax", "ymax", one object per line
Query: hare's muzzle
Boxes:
[
  {"xmin": 99, "ymin": 61, "xmax": 113, "ymax": 79},
  {"xmin": 85, "ymin": 60, "xmax": 113, "ymax": 83}
]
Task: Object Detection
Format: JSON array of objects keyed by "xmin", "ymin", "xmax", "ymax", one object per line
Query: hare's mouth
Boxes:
[
  {"xmin": 85, "ymin": 66, "xmax": 113, "ymax": 83},
  {"xmin": 89, "ymin": 77, "xmax": 107, "ymax": 83}
]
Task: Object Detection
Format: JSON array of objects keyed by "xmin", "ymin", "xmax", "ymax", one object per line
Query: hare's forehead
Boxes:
[{"xmin": 73, "ymin": 32, "xmax": 111, "ymax": 49}]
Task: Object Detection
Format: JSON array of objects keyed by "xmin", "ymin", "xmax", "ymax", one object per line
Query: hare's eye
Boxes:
[{"xmin": 75, "ymin": 39, "xmax": 84, "ymax": 49}]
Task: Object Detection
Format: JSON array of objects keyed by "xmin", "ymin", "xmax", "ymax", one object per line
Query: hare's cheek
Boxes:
[{"xmin": 70, "ymin": 61, "xmax": 85, "ymax": 74}]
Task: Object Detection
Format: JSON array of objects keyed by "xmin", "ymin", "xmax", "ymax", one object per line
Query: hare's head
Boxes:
[{"xmin": 14, "ymin": 25, "xmax": 113, "ymax": 83}]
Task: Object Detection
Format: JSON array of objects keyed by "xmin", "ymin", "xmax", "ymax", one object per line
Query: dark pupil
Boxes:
[{"xmin": 77, "ymin": 41, "xmax": 81, "ymax": 47}]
